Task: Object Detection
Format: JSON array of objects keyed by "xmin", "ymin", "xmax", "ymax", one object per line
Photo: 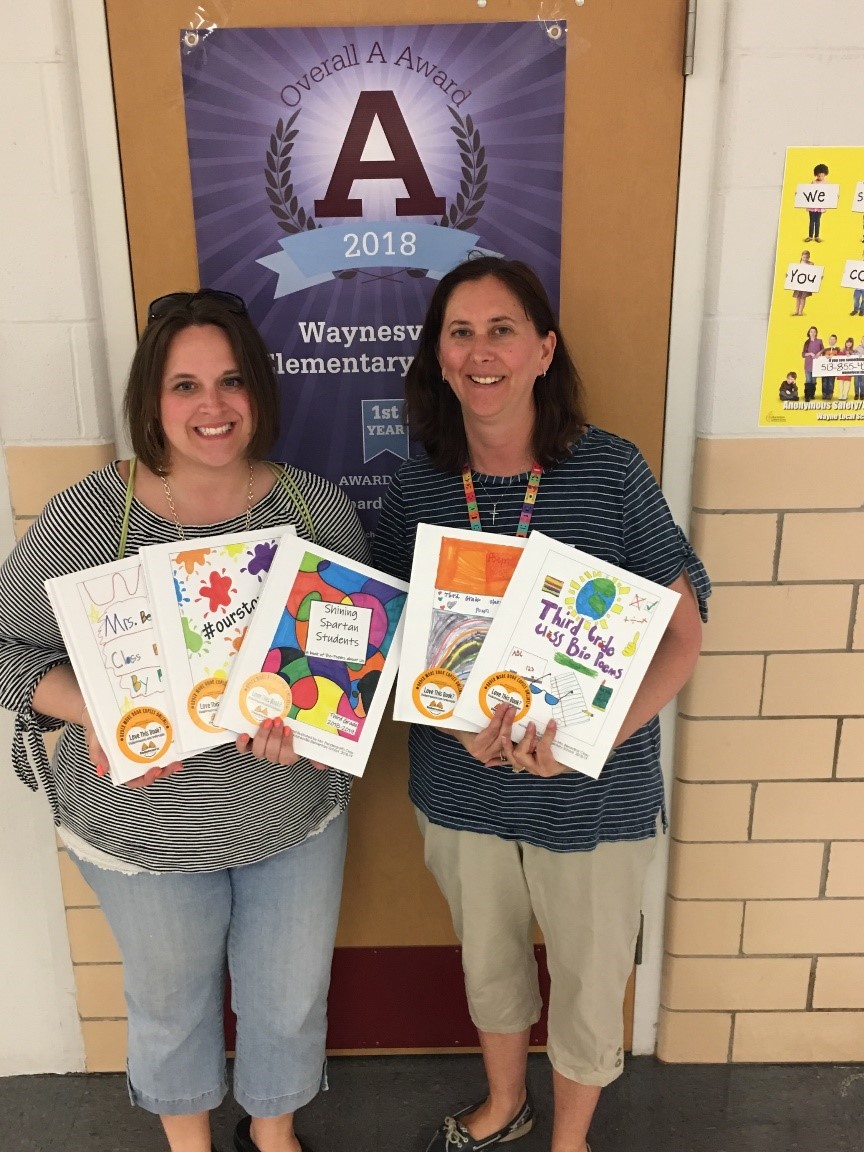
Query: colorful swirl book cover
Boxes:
[
  {"xmin": 394, "ymin": 524, "xmax": 526, "ymax": 729},
  {"xmin": 216, "ymin": 537, "xmax": 408, "ymax": 776},
  {"xmin": 454, "ymin": 531, "xmax": 680, "ymax": 778}
]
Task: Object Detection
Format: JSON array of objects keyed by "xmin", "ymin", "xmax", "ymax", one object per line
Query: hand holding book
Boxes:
[{"xmin": 450, "ymin": 703, "xmax": 571, "ymax": 776}]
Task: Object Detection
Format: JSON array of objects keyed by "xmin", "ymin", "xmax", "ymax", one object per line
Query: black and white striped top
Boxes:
[
  {"xmin": 0, "ymin": 462, "xmax": 369, "ymax": 872},
  {"xmin": 371, "ymin": 426, "xmax": 711, "ymax": 853}
]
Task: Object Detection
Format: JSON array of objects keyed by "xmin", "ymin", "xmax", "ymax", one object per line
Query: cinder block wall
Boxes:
[{"xmin": 658, "ymin": 436, "xmax": 864, "ymax": 1062}]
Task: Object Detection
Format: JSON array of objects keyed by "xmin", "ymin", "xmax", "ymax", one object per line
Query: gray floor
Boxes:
[{"xmin": 3, "ymin": 1055, "xmax": 864, "ymax": 1151}]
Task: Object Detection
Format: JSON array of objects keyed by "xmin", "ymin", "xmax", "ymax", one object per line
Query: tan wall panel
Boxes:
[
  {"xmin": 813, "ymin": 958, "xmax": 864, "ymax": 1009},
  {"xmin": 656, "ymin": 1008, "xmax": 731, "ymax": 1063},
  {"xmin": 66, "ymin": 908, "xmax": 121, "ymax": 965},
  {"xmin": 751, "ymin": 782, "xmax": 864, "ymax": 841},
  {"xmin": 81, "ymin": 1019, "xmax": 128, "ymax": 1073},
  {"xmin": 743, "ymin": 900, "xmax": 864, "ymax": 956},
  {"xmin": 74, "ymin": 964, "xmax": 126, "ymax": 1019},
  {"xmin": 854, "ymin": 596, "xmax": 864, "ymax": 650},
  {"xmin": 678, "ymin": 655, "xmax": 764, "ymax": 718},
  {"xmin": 675, "ymin": 718, "xmax": 836, "ymax": 782},
  {"xmin": 779, "ymin": 512, "xmax": 864, "ymax": 581},
  {"xmin": 733, "ymin": 1012, "xmax": 864, "ymax": 1063},
  {"xmin": 836, "ymin": 718, "xmax": 864, "ymax": 777},
  {"xmin": 763, "ymin": 654, "xmax": 864, "ymax": 717},
  {"xmin": 663, "ymin": 956, "xmax": 810, "ymax": 1011},
  {"xmin": 701, "ymin": 584, "xmax": 853, "ymax": 653},
  {"xmin": 689, "ymin": 511, "xmax": 777, "ymax": 583},
  {"xmin": 664, "ymin": 898, "xmax": 744, "ymax": 957},
  {"xmin": 669, "ymin": 781, "xmax": 752, "ymax": 843},
  {"xmin": 693, "ymin": 438, "xmax": 864, "ymax": 511},
  {"xmin": 667, "ymin": 842, "xmax": 824, "ymax": 901},
  {"xmin": 5, "ymin": 444, "xmax": 116, "ymax": 518},
  {"xmin": 826, "ymin": 842, "xmax": 864, "ymax": 896},
  {"xmin": 58, "ymin": 850, "xmax": 99, "ymax": 908}
]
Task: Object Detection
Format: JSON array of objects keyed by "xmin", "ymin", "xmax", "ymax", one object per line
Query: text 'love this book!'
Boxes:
[
  {"xmin": 142, "ymin": 527, "xmax": 295, "ymax": 755},
  {"xmin": 454, "ymin": 532, "xmax": 680, "ymax": 778},
  {"xmin": 45, "ymin": 557, "xmax": 180, "ymax": 785},
  {"xmin": 216, "ymin": 537, "xmax": 408, "ymax": 776},
  {"xmin": 394, "ymin": 524, "xmax": 525, "ymax": 730}
]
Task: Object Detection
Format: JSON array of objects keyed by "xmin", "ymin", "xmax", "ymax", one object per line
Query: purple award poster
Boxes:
[{"xmin": 181, "ymin": 22, "xmax": 566, "ymax": 534}]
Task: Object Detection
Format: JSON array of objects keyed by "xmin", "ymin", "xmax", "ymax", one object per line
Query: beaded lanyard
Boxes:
[{"xmin": 460, "ymin": 462, "xmax": 543, "ymax": 537}]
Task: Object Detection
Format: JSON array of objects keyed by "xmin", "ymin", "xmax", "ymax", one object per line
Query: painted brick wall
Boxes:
[{"xmin": 658, "ymin": 437, "xmax": 864, "ymax": 1062}]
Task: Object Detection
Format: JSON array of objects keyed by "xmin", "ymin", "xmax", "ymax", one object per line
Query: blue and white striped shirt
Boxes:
[{"xmin": 372, "ymin": 426, "xmax": 710, "ymax": 853}]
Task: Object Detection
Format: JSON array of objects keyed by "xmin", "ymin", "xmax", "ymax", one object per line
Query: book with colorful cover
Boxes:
[
  {"xmin": 142, "ymin": 527, "xmax": 295, "ymax": 755},
  {"xmin": 216, "ymin": 537, "xmax": 408, "ymax": 776},
  {"xmin": 394, "ymin": 524, "xmax": 526, "ymax": 730},
  {"xmin": 453, "ymin": 531, "xmax": 681, "ymax": 778},
  {"xmin": 45, "ymin": 557, "xmax": 180, "ymax": 785}
]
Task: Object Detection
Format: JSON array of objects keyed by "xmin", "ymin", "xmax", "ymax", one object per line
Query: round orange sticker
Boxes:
[
  {"xmin": 188, "ymin": 678, "xmax": 227, "ymax": 733},
  {"xmin": 239, "ymin": 672, "xmax": 292, "ymax": 726},
  {"xmin": 478, "ymin": 672, "xmax": 531, "ymax": 722},
  {"xmin": 412, "ymin": 668, "xmax": 462, "ymax": 720},
  {"xmin": 116, "ymin": 707, "xmax": 173, "ymax": 764}
]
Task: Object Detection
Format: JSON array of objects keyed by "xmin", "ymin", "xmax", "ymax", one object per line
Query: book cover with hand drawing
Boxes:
[
  {"xmin": 453, "ymin": 531, "xmax": 680, "ymax": 778},
  {"xmin": 45, "ymin": 557, "xmax": 180, "ymax": 785},
  {"xmin": 394, "ymin": 524, "xmax": 526, "ymax": 729},
  {"xmin": 216, "ymin": 536, "xmax": 408, "ymax": 776},
  {"xmin": 142, "ymin": 527, "xmax": 295, "ymax": 755}
]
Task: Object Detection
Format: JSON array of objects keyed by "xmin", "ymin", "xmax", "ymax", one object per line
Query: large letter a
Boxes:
[{"xmin": 315, "ymin": 91, "xmax": 446, "ymax": 218}]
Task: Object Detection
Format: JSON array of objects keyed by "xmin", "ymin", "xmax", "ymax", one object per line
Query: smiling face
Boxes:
[
  {"xmin": 159, "ymin": 324, "xmax": 254, "ymax": 473},
  {"xmin": 437, "ymin": 276, "xmax": 555, "ymax": 431}
]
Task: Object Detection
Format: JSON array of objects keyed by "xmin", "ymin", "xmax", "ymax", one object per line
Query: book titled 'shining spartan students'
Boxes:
[
  {"xmin": 45, "ymin": 557, "xmax": 181, "ymax": 786},
  {"xmin": 217, "ymin": 536, "xmax": 408, "ymax": 776},
  {"xmin": 454, "ymin": 531, "xmax": 681, "ymax": 779},
  {"xmin": 142, "ymin": 527, "xmax": 295, "ymax": 756}
]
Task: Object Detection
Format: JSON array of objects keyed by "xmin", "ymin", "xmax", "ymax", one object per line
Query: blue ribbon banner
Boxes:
[
  {"xmin": 361, "ymin": 399, "xmax": 410, "ymax": 463},
  {"xmin": 258, "ymin": 221, "xmax": 495, "ymax": 298}
]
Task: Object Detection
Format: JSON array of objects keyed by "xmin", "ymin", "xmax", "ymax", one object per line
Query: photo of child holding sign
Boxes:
[{"xmin": 802, "ymin": 163, "xmax": 832, "ymax": 243}]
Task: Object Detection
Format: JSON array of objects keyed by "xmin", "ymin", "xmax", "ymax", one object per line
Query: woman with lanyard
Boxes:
[
  {"xmin": 0, "ymin": 290, "xmax": 369, "ymax": 1152},
  {"xmin": 372, "ymin": 258, "xmax": 709, "ymax": 1152}
]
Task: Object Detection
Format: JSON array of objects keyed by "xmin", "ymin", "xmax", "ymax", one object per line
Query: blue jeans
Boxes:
[
  {"xmin": 854, "ymin": 288, "xmax": 864, "ymax": 313},
  {"xmin": 75, "ymin": 812, "xmax": 347, "ymax": 1117}
]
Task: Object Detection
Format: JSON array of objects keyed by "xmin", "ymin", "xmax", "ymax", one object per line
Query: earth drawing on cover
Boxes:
[{"xmin": 263, "ymin": 551, "xmax": 405, "ymax": 740}]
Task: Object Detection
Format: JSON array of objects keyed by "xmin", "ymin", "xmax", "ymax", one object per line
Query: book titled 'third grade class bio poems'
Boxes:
[{"xmin": 454, "ymin": 531, "xmax": 681, "ymax": 779}]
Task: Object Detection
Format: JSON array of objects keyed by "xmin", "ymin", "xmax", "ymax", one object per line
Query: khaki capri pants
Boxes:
[{"xmin": 417, "ymin": 810, "xmax": 656, "ymax": 1087}]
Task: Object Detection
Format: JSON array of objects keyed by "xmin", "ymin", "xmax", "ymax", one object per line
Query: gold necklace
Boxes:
[{"xmin": 158, "ymin": 461, "xmax": 255, "ymax": 540}]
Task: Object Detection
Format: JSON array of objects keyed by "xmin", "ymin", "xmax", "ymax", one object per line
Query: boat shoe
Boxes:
[{"xmin": 424, "ymin": 1091, "xmax": 535, "ymax": 1151}]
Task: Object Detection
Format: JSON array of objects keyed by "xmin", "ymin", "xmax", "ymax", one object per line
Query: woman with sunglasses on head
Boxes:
[
  {"xmin": 372, "ymin": 258, "xmax": 709, "ymax": 1152},
  {"xmin": 0, "ymin": 290, "xmax": 369, "ymax": 1152}
]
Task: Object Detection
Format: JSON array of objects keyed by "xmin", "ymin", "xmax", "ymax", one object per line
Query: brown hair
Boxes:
[
  {"xmin": 123, "ymin": 294, "xmax": 280, "ymax": 472},
  {"xmin": 404, "ymin": 257, "xmax": 585, "ymax": 473}
]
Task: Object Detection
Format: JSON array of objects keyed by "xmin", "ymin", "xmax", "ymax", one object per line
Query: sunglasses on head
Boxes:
[{"xmin": 146, "ymin": 289, "xmax": 248, "ymax": 324}]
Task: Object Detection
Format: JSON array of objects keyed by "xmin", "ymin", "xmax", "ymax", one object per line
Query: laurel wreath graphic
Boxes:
[
  {"xmin": 263, "ymin": 106, "xmax": 487, "ymax": 282},
  {"xmin": 265, "ymin": 112, "xmax": 318, "ymax": 235},
  {"xmin": 440, "ymin": 107, "xmax": 487, "ymax": 231}
]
